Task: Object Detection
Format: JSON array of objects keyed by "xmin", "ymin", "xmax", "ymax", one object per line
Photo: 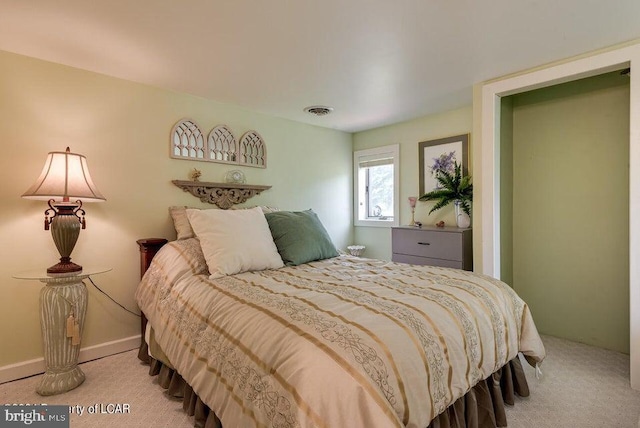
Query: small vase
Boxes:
[{"xmin": 454, "ymin": 200, "xmax": 471, "ymax": 228}]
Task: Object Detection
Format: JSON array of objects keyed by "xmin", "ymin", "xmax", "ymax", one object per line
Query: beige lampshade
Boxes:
[{"xmin": 22, "ymin": 147, "xmax": 106, "ymax": 202}]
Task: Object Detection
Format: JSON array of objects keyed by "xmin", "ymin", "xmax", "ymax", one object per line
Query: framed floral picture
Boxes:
[{"xmin": 418, "ymin": 134, "xmax": 469, "ymax": 195}]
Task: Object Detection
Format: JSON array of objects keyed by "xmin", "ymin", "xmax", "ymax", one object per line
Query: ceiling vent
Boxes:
[{"xmin": 304, "ymin": 105, "xmax": 334, "ymax": 116}]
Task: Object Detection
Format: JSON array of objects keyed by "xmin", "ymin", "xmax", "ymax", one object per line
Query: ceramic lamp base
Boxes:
[
  {"xmin": 47, "ymin": 262, "xmax": 82, "ymax": 275},
  {"xmin": 47, "ymin": 260, "xmax": 82, "ymax": 274},
  {"xmin": 47, "ymin": 201, "xmax": 84, "ymax": 275}
]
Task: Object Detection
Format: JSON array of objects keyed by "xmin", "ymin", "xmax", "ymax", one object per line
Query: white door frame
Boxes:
[{"xmin": 479, "ymin": 43, "xmax": 640, "ymax": 389}]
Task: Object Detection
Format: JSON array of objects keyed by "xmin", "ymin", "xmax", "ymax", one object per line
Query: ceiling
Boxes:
[{"xmin": 0, "ymin": 1, "xmax": 639, "ymax": 133}]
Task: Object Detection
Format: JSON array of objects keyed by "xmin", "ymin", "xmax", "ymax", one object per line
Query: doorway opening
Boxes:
[
  {"xmin": 501, "ymin": 71, "xmax": 630, "ymax": 353},
  {"xmin": 478, "ymin": 42, "xmax": 640, "ymax": 388}
]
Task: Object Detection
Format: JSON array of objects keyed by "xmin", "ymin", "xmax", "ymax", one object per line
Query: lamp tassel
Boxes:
[
  {"xmin": 72, "ymin": 322, "xmax": 81, "ymax": 346},
  {"xmin": 66, "ymin": 313, "xmax": 75, "ymax": 338}
]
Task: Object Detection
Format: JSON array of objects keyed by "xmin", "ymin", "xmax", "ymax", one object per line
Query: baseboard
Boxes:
[{"xmin": 0, "ymin": 335, "xmax": 141, "ymax": 385}]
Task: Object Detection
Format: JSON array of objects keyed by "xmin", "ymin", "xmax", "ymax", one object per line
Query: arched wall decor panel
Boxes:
[
  {"xmin": 208, "ymin": 125, "xmax": 237, "ymax": 164},
  {"xmin": 171, "ymin": 119, "xmax": 205, "ymax": 160},
  {"xmin": 239, "ymin": 130, "xmax": 266, "ymax": 168},
  {"xmin": 170, "ymin": 120, "xmax": 267, "ymax": 168}
]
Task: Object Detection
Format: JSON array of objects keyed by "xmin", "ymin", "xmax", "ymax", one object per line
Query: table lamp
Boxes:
[{"xmin": 22, "ymin": 147, "xmax": 105, "ymax": 274}]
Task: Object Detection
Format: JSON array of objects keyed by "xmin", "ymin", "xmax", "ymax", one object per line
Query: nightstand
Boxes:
[
  {"xmin": 13, "ymin": 267, "xmax": 111, "ymax": 395},
  {"xmin": 392, "ymin": 226, "xmax": 472, "ymax": 270}
]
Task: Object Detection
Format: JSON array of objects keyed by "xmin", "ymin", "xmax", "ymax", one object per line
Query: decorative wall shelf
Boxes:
[{"xmin": 172, "ymin": 180, "xmax": 272, "ymax": 209}]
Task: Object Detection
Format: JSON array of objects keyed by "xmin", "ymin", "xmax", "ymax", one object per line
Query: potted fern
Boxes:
[{"xmin": 419, "ymin": 161, "xmax": 472, "ymax": 228}]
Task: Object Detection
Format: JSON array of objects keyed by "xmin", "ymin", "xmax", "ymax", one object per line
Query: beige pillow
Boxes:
[
  {"xmin": 230, "ymin": 205, "xmax": 280, "ymax": 214},
  {"xmin": 168, "ymin": 206, "xmax": 194, "ymax": 240},
  {"xmin": 186, "ymin": 206, "xmax": 284, "ymax": 278}
]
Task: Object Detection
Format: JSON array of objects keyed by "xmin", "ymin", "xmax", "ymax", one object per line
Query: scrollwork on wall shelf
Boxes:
[{"xmin": 172, "ymin": 180, "xmax": 272, "ymax": 209}]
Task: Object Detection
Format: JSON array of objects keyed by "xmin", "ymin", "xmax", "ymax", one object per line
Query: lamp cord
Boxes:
[{"xmin": 86, "ymin": 277, "xmax": 141, "ymax": 318}]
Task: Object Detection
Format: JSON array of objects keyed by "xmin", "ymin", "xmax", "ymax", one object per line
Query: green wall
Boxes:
[
  {"xmin": 0, "ymin": 49, "xmax": 353, "ymax": 368},
  {"xmin": 503, "ymin": 71, "xmax": 630, "ymax": 353},
  {"xmin": 353, "ymin": 107, "xmax": 472, "ymax": 260}
]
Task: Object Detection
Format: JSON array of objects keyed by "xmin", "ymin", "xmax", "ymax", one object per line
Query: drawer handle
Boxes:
[{"xmin": 417, "ymin": 242, "xmax": 430, "ymax": 246}]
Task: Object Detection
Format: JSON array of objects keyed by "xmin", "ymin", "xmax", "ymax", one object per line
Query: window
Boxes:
[{"xmin": 354, "ymin": 144, "xmax": 399, "ymax": 227}]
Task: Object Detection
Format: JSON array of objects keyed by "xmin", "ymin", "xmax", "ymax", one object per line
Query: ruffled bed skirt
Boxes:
[{"xmin": 138, "ymin": 342, "xmax": 530, "ymax": 428}]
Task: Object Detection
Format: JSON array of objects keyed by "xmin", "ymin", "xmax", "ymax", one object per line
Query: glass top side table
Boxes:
[{"xmin": 13, "ymin": 267, "xmax": 111, "ymax": 396}]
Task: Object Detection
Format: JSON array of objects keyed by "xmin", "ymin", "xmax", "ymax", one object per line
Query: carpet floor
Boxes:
[{"xmin": 1, "ymin": 335, "xmax": 639, "ymax": 427}]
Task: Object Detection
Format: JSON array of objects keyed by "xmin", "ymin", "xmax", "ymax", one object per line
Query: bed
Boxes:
[{"xmin": 135, "ymin": 207, "xmax": 545, "ymax": 428}]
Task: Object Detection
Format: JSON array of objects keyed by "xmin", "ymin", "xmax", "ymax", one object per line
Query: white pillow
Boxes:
[
  {"xmin": 171, "ymin": 205, "xmax": 279, "ymax": 240},
  {"xmin": 186, "ymin": 207, "xmax": 284, "ymax": 278}
]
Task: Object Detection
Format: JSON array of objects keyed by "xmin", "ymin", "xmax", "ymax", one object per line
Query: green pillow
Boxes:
[{"xmin": 265, "ymin": 209, "xmax": 339, "ymax": 266}]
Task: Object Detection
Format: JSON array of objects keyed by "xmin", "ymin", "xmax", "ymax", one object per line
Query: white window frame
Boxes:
[{"xmin": 353, "ymin": 144, "xmax": 400, "ymax": 227}]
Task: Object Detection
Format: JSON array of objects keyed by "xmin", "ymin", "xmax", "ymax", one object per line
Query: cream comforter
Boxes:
[{"xmin": 135, "ymin": 239, "xmax": 545, "ymax": 428}]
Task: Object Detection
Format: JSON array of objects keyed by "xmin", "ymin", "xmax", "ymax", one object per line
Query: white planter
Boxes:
[{"xmin": 454, "ymin": 200, "xmax": 471, "ymax": 228}]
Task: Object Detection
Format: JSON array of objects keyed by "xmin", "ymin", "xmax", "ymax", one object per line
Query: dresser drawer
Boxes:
[
  {"xmin": 392, "ymin": 254, "xmax": 463, "ymax": 269},
  {"xmin": 392, "ymin": 228, "xmax": 463, "ymax": 261}
]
